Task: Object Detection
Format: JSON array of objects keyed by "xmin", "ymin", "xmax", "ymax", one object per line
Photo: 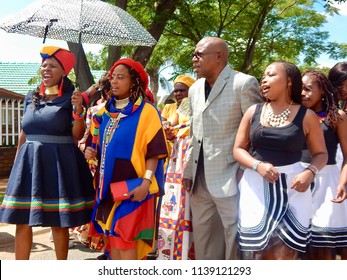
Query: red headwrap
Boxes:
[{"xmin": 109, "ymin": 58, "xmax": 149, "ymax": 90}]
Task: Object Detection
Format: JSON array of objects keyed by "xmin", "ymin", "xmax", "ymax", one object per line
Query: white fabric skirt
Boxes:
[
  {"xmin": 238, "ymin": 162, "xmax": 312, "ymax": 253},
  {"xmin": 310, "ymin": 164, "xmax": 347, "ymax": 247},
  {"xmin": 336, "ymin": 144, "xmax": 343, "ymax": 170}
]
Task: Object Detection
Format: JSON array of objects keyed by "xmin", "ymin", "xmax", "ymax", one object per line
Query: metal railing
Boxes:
[{"xmin": 0, "ymin": 98, "xmax": 23, "ymax": 146}]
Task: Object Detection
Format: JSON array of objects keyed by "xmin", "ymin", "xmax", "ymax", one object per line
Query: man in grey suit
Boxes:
[{"xmin": 182, "ymin": 37, "xmax": 262, "ymax": 259}]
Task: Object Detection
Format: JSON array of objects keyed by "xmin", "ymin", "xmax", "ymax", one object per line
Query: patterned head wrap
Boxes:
[{"xmin": 40, "ymin": 46, "xmax": 76, "ymax": 75}]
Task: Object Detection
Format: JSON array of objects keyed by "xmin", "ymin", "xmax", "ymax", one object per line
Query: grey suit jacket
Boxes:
[{"xmin": 184, "ymin": 65, "xmax": 262, "ymax": 198}]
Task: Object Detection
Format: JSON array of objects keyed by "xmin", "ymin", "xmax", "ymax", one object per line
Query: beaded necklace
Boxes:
[
  {"xmin": 265, "ymin": 101, "xmax": 293, "ymax": 127},
  {"xmin": 97, "ymin": 113, "xmax": 126, "ymax": 197},
  {"xmin": 316, "ymin": 110, "xmax": 327, "ymax": 123}
]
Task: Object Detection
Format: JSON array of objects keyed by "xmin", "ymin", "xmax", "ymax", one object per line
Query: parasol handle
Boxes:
[{"xmin": 43, "ymin": 19, "xmax": 58, "ymax": 44}]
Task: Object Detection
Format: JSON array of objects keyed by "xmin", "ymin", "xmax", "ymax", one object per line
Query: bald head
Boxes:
[
  {"xmin": 197, "ymin": 37, "xmax": 229, "ymax": 65},
  {"xmin": 193, "ymin": 37, "xmax": 229, "ymax": 83}
]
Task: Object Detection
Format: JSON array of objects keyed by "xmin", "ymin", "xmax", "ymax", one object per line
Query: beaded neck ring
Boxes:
[{"xmin": 265, "ymin": 101, "xmax": 293, "ymax": 127}]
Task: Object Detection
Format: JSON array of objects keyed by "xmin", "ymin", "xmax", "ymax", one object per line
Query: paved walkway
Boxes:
[
  {"xmin": 0, "ymin": 176, "xmax": 49, "ymax": 248},
  {"xmin": 0, "ymin": 177, "xmax": 102, "ymax": 260},
  {"xmin": 0, "ymin": 224, "xmax": 101, "ymax": 260}
]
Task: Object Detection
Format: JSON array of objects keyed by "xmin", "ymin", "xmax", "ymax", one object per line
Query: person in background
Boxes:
[
  {"xmin": 0, "ymin": 46, "xmax": 95, "ymax": 260},
  {"xmin": 233, "ymin": 61, "xmax": 327, "ymax": 260},
  {"xmin": 182, "ymin": 36, "xmax": 262, "ymax": 260},
  {"xmin": 301, "ymin": 70, "xmax": 347, "ymax": 260},
  {"xmin": 328, "ymin": 62, "xmax": 347, "ymax": 170},
  {"xmin": 161, "ymin": 75, "xmax": 195, "ymax": 168},
  {"xmin": 165, "ymin": 95, "xmax": 176, "ymax": 105},
  {"xmin": 161, "ymin": 75, "xmax": 195, "ymax": 127},
  {"xmin": 161, "ymin": 92, "xmax": 182, "ymax": 124},
  {"xmin": 157, "ymin": 74, "xmax": 196, "ymax": 260},
  {"xmin": 328, "ymin": 62, "xmax": 347, "ymax": 113},
  {"xmin": 84, "ymin": 58, "xmax": 168, "ymax": 260},
  {"xmin": 78, "ymin": 71, "xmax": 111, "ymax": 154}
]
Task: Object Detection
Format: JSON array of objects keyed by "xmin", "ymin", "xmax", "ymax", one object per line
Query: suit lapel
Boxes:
[{"xmin": 202, "ymin": 66, "xmax": 230, "ymax": 112}]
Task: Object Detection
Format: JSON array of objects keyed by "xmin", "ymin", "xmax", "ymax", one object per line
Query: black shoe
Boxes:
[
  {"xmin": 96, "ymin": 253, "xmax": 108, "ymax": 260},
  {"xmin": 146, "ymin": 249, "xmax": 158, "ymax": 260}
]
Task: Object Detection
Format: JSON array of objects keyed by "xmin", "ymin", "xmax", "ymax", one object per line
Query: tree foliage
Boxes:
[
  {"xmin": 75, "ymin": 0, "xmax": 347, "ymax": 95},
  {"xmin": 156, "ymin": 0, "xmax": 346, "ymax": 80}
]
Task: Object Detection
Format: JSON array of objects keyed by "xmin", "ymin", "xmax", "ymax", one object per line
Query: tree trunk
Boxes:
[
  {"xmin": 147, "ymin": 67, "xmax": 160, "ymax": 103},
  {"xmin": 240, "ymin": 1, "xmax": 274, "ymax": 73},
  {"xmin": 132, "ymin": 0, "xmax": 180, "ymax": 67},
  {"xmin": 107, "ymin": 0, "xmax": 128, "ymax": 70},
  {"xmin": 107, "ymin": 46, "xmax": 122, "ymax": 70},
  {"xmin": 132, "ymin": 0, "xmax": 179, "ymax": 100},
  {"xmin": 67, "ymin": 42, "xmax": 94, "ymax": 91}
]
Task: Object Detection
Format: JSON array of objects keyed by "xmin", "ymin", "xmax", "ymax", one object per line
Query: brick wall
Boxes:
[{"xmin": 0, "ymin": 146, "xmax": 16, "ymax": 177}]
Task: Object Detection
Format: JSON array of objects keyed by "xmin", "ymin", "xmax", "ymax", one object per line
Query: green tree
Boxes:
[
  {"xmin": 69, "ymin": 0, "xmax": 347, "ymax": 96},
  {"xmin": 159, "ymin": 0, "xmax": 347, "ymax": 81}
]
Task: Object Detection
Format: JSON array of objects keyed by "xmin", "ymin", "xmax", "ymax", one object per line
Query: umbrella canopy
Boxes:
[{"xmin": 0, "ymin": 0, "xmax": 157, "ymax": 47}]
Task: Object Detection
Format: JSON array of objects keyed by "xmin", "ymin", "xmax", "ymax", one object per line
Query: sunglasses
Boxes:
[{"xmin": 191, "ymin": 51, "xmax": 221, "ymax": 59}]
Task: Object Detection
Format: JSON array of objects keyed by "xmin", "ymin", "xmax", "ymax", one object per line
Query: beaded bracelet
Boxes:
[
  {"xmin": 305, "ymin": 164, "xmax": 318, "ymax": 178},
  {"xmin": 72, "ymin": 106, "xmax": 86, "ymax": 120},
  {"xmin": 81, "ymin": 91, "xmax": 90, "ymax": 105}
]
